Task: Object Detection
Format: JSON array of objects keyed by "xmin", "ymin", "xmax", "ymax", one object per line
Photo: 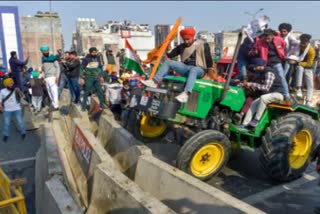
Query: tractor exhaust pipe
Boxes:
[{"xmin": 217, "ymin": 30, "xmax": 244, "ymax": 103}]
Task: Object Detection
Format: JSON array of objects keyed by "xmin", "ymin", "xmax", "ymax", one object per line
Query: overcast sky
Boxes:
[{"xmin": 1, "ymin": 1, "xmax": 319, "ymax": 49}]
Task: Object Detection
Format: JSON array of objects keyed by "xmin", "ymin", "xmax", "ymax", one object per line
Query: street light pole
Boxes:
[{"xmin": 49, "ymin": 0, "xmax": 55, "ymax": 54}]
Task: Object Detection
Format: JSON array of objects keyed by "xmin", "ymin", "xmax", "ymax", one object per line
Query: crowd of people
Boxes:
[
  {"xmin": 0, "ymin": 44, "xmax": 146, "ymax": 142},
  {"xmin": 1, "ymin": 22, "xmax": 320, "ymax": 139},
  {"xmin": 0, "ymin": 20, "xmax": 320, "ymax": 212}
]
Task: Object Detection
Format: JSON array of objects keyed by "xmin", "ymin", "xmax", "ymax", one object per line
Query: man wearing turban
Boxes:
[
  {"xmin": 40, "ymin": 45, "xmax": 60, "ymax": 111},
  {"xmin": 142, "ymin": 28, "xmax": 213, "ymax": 103}
]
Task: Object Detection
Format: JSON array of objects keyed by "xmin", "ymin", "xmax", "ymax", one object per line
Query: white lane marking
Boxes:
[
  {"xmin": 0, "ymin": 157, "xmax": 36, "ymax": 166},
  {"xmin": 243, "ymin": 171, "xmax": 318, "ymax": 204}
]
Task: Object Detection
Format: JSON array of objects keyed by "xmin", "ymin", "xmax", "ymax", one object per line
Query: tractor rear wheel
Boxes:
[
  {"xmin": 177, "ymin": 130, "xmax": 231, "ymax": 181},
  {"xmin": 132, "ymin": 114, "xmax": 168, "ymax": 143},
  {"xmin": 260, "ymin": 113, "xmax": 319, "ymax": 182}
]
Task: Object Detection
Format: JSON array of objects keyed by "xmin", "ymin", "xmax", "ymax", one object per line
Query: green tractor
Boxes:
[{"xmin": 130, "ymin": 32, "xmax": 320, "ymax": 182}]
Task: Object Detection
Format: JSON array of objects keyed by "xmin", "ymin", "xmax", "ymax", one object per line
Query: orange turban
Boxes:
[{"xmin": 180, "ymin": 28, "xmax": 196, "ymax": 39}]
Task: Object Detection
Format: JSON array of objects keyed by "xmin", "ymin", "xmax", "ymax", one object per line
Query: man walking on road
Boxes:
[
  {"xmin": 40, "ymin": 45, "xmax": 60, "ymax": 111},
  {"xmin": 9, "ymin": 51, "xmax": 29, "ymax": 91},
  {"xmin": 0, "ymin": 78, "xmax": 26, "ymax": 142}
]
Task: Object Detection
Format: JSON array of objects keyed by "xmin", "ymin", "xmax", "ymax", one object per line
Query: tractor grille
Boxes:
[{"xmin": 186, "ymin": 91, "xmax": 199, "ymax": 112}]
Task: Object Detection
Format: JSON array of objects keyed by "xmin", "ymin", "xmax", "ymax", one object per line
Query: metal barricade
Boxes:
[{"xmin": 0, "ymin": 168, "xmax": 27, "ymax": 214}]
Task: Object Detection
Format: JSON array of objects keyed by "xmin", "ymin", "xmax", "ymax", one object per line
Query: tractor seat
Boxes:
[{"xmin": 268, "ymin": 102, "xmax": 294, "ymax": 111}]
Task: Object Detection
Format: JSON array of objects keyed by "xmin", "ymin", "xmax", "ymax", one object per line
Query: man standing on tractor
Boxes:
[
  {"xmin": 141, "ymin": 28, "xmax": 213, "ymax": 103},
  {"xmin": 237, "ymin": 58, "xmax": 285, "ymax": 129},
  {"xmin": 278, "ymin": 23, "xmax": 300, "ymax": 77},
  {"xmin": 250, "ymin": 29, "xmax": 291, "ymax": 105},
  {"xmin": 295, "ymin": 34, "xmax": 316, "ymax": 106}
]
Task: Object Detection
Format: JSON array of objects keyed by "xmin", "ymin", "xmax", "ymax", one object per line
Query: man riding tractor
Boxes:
[{"xmin": 141, "ymin": 28, "xmax": 214, "ymax": 103}]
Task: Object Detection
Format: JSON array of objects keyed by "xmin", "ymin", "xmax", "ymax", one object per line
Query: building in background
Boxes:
[
  {"xmin": 197, "ymin": 31, "xmax": 215, "ymax": 56},
  {"xmin": 73, "ymin": 18, "xmax": 154, "ymax": 63},
  {"xmin": 20, "ymin": 11, "xmax": 64, "ymax": 69},
  {"xmin": 214, "ymin": 31, "xmax": 239, "ymax": 57},
  {"xmin": 154, "ymin": 24, "xmax": 195, "ymax": 49},
  {"xmin": 0, "ymin": 6, "xmax": 23, "ymax": 71}
]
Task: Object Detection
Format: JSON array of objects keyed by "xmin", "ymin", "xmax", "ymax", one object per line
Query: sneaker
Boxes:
[
  {"xmin": 21, "ymin": 134, "xmax": 26, "ymax": 140},
  {"xmin": 248, "ymin": 119, "xmax": 259, "ymax": 128},
  {"xmin": 141, "ymin": 79, "xmax": 157, "ymax": 88},
  {"xmin": 175, "ymin": 91, "xmax": 189, "ymax": 103},
  {"xmin": 2, "ymin": 136, "xmax": 8, "ymax": 143},
  {"xmin": 296, "ymin": 89, "xmax": 303, "ymax": 99},
  {"xmin": 306, "ymin": 101, "xmax": 311, "ymax": 107},
  {"xmin": 236, "ymin": 125, "xmax": 249, "ymax": 132}
]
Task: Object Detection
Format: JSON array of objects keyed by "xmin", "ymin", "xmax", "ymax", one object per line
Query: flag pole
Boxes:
[{"xmin": 148, "ymin": 17, "xmax": 181, "ymax": 80}]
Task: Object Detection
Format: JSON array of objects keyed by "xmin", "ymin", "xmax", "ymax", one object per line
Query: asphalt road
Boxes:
[
  {"xmin": 146, "ymin": 140, "xmax": 320, "ymax": 214},
  {"xmin": 0, "ymin": 111, "xmax": 44, "ymax": 214}
]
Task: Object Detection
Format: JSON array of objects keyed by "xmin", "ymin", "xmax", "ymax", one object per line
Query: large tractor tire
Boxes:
[
  {"xmin": 132, "ymin": 114, "xmax": 168, "ymax": 143},
  {"xmin": 260, "ymin": 112, "xmax": 319, "ymax": 182},
  {"xmin": 177, "ymin": 130, "xmax": 231, "ymax": 181}
]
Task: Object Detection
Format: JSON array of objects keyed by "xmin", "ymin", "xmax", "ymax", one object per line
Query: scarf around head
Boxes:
[
  {"xmin": 42, "ymin": 54, "xmax": 57, "ymax": 63},
  {"xmin": 286, "ymin": 43, "xmax": 310, "ymax": 62}
]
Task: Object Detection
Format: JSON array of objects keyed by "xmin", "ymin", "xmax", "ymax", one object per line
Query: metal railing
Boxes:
[{"xmin": 0, "ymin": 168, "xmax": 27, "ymax": 214}]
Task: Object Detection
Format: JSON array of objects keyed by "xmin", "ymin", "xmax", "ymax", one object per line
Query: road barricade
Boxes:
[
  {"xmin": 0, "ymin": 167, "xmax": 27, "ymax": 214},
  {"xmin": 52, "ymin": 108, "xmax": 174, "ymax": 213},
  {"xmin": 91, "ymin": 97, "xmax": 265, "ymax": 213}
]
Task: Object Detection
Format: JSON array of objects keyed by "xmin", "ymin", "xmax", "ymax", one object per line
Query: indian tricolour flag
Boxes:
[{"xmin": 124, "ymin": 39, "xmax": 144, "ymax": 75}]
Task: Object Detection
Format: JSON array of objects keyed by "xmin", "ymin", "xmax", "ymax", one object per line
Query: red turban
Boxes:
[{"xmin": 180, "ymin": 28, "xmax": 196, "ymax": 39}]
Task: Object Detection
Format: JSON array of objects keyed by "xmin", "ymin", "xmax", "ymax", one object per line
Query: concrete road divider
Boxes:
[
  {"xmin": 44, "ymin": 175, "xmax": 82, "ymax": 214},
  {"xmin": 94, "ymin": 110, "xmax": 265, "ymax": 213},
  {"xmin": 53, "ymin": 116, "xmax": 174, "ymax": 213},
  {"xmin": 53, "ymin": 117, "xmax": 117, "ymax": 208},
  {"xmin": 36, "ymin": 124, "xmax": 82, "ymax": 214},
  {"xmin": 97, "ymin": 113, "xmax": 152, "ymax": 179},
  {"xmin": 87, "ymin": 163, "xmax": 176, "ymax": 214},
  {"xmin": 135, "ymin": 155, "xmax": 265, "ymax": 214}
]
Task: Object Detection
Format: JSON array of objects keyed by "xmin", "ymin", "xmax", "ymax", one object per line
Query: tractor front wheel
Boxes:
[
  {"xmin": 177, "ymin": 130, "xmax": 231, "ymax": 181},
  {"xmin": 132, "ymin": 114, "xmax": 168, "ymax": 143},
  {"xmin": 260, "ymin": 113, "xmax": 319, "ymax": 182}
]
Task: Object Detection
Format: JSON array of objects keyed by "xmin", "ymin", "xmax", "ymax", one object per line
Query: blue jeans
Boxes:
[
  {"xmin": 3, "ymin": 110, "xmax": 26, "ymax": 137},
  {"xmin": 273, "ymin": 63, "xmax": 290, "ymax": 99},
  {"xmin": 236, "ymin": 60, "xmax": 247, "ymax": 81},
  {"xmin": 12, "ymin": 72, "xmax": 23, "ymax": 91},
  {"xmin": 67, "ymin": 77, "xmax": 80, "ymax": 103},
  {"xmin": 154, "ymin": 60, "xmax": 204, "ymax": 92},
  {"xmin": 58, "ymin": 73, "xmax": 68, "ymax": 98}
]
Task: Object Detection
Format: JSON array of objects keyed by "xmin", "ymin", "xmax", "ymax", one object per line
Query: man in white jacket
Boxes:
[
  {"xmin": 106, "ymin": 74, "xmax": 123, "ymax": 120},
  {"xmin": 278, "ymin": 23, "xmax": 300, "ymax": 78}
]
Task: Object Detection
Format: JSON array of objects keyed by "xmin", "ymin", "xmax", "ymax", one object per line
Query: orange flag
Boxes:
[{"xmin": 143, "ymin": 17, "xmax": 182, "ymax": 80}]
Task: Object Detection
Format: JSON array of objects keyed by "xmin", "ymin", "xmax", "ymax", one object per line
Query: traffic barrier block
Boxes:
[
  {"xmin": 86, "ymin": 163, "xmax": 175, "ymax": 214},
  {"xmin": 135, "ymin": 155, "xmax": 265, "ymax": 214}
]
